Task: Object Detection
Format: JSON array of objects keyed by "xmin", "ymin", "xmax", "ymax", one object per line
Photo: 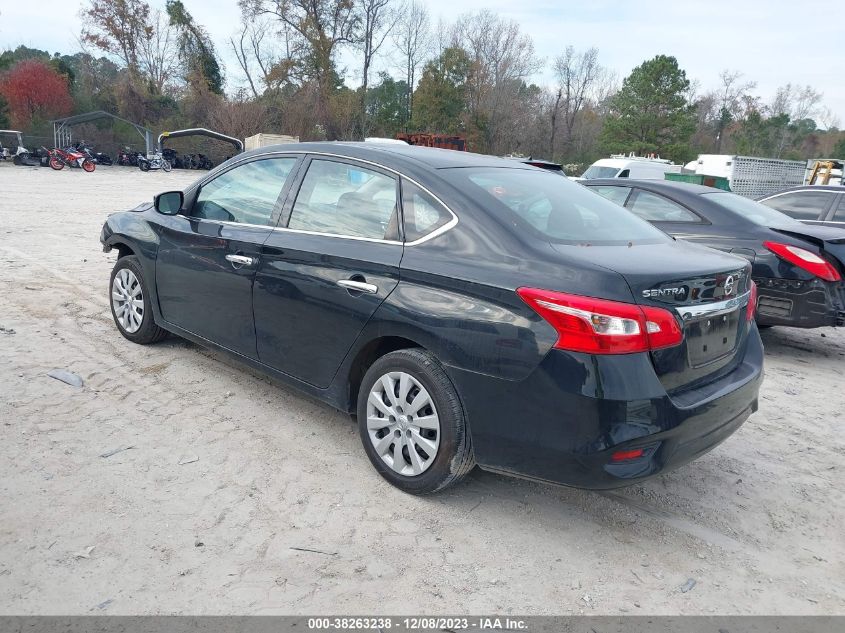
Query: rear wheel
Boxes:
[
  {"xmin": 109, "ymin": 256, "xmax": 168, "ymax": 344},
  {"xmin": 82, "ymin": 159, "xmax": 95, "ymax": 172},
  {"xmin": 139, "ymin": 160, "xmax": 150, "ymax": 172},
  {"xmin": 357, "ymin": 349, "xmax": 474, "ymax": 494}
]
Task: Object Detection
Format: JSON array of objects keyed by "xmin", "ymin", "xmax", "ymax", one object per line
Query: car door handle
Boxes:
[
  {"xmin": 225, "ymin": 254, "xmax": 255, "ymax": 267},
  {"xmin": 337, "ymin": 279, "xmax": 378, "ymax": 294}
]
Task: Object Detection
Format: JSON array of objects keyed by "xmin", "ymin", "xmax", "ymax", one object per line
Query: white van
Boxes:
[{"xmin": 579, "ymin": 154, "xmax": 676, "ymax": 180}]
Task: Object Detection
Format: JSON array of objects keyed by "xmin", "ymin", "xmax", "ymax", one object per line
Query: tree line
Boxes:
[{"xmin": 1, "ymin": 0, "xmax": 844, "ymax": 167}]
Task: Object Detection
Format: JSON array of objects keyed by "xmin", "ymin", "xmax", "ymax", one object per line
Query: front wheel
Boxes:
[
  {"xmin": 82, "ymin": 159, "xmax": 96, "ymax": 172},
  {"xmin": 357, "ymin": 349, "xmax": 475, "ymax": 494},
  {"xmin": 162, "ymin": 160, "xmax": 172, "ymax": 172},
  {"xmin": 49, "ymin": 157, "xmax": 64, "ymax": 170},
  {"xmin": 109, "ymin": 256, "xmax": 168, "ymax": 344}
]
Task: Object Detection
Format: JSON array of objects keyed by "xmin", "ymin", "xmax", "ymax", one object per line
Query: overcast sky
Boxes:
[{"xmin": 2, "ymin": 0, "xmax": 842, "ymax": 126}]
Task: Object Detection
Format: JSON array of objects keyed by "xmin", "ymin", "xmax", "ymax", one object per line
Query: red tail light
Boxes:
[
  {"xmin": 746, "ymin": 280, "xmax": 758, "ymax": 322},
  {"xmin": 517, "ymin": 288, "xmax": 683, "ymax": 354},
  {"xmin": 611, "ymin": 448, "xmax": 645, "ymax": 462},
  {"xmin": 763, "ymin": 241, "xmax": 841, "ymax": 282}
]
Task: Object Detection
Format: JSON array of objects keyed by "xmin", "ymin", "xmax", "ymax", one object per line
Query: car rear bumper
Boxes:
[
  {"xmin": 447, "ymin": 325, "xmax": 763, "ymax": 489},
  {"xmin": 753, "ymin": 277, "xmax": 845, "ymax": 327}
]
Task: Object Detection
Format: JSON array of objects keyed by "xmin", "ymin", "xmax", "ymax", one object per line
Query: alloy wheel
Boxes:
[
  {"xmin": 112, "ymin": 268, "xmax": 144, "ymax": 333},
  {"xmin": 366, "ymin": 371, "xmax": 441, "ymax": 476}
]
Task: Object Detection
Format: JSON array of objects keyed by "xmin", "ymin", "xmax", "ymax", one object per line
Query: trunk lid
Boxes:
[{"xmin": 552, "ymin": 241, "xmax": 754, "ymax": 393}]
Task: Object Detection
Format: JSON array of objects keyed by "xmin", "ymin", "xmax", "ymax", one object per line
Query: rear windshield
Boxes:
[
  {"xmin": 442, "ymin": 167, "xmax": 670, "ymax": 244},
  {"xmin": 701, "ymin": 192, "xmax": 806, "ymax": 228},
  {"xmin": 581, "ymin": 165, "xmax": 619, "ymax": 179}
]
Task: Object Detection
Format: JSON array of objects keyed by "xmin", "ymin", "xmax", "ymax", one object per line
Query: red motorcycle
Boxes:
[{"xmin": 46, "ymin": 146, "xmax": 96, "ymax": 172}]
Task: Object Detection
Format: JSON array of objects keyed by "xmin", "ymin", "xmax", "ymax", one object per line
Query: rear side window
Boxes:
[
  {"xmin": 833, "ymin": 196, "xmax": 845, "ymax": 221},
  {"xmin": 288, "ymin": 159, "xmax": 399, "ymax": 240},
  {"xmin": 401, "ymin": 180, "xmax": 452, "ymax": 242},
  {"xmin": 590, "ymin": 185, "xmax": 631, "ymax": 206},
  {"xmin": 443, "ymin": 167, "xmax": 669, "ymax": 244},
  {"xmin": 627, "ymin": 190, "xmax": 700, "ymax": 222},
  {"xmin": 759, "ymin": 191, "xmax": 833, "ymax": 220},
  {"xmin": 192, "ymin": 158, "xmax": 297, "ymax": 225}
]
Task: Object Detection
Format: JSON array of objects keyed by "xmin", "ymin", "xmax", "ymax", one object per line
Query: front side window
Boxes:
[
  {"xmin": 401, "ymin": 180, "xmax": 452, "ymax": 242},
  {"xmin": 590, "ymin": 185, "xmax": 632, "ymax": 206},
  {"xmin": 759, "ymin": 191, "xmax": 834, "ymax": 221},
  {"xmin": 288, "ymin": 159, "xmax": 399, "ymax": 240},
  {"xmin": 192, "ymin": 158, "xmax": 297, "ymax": 225},
  {"xmin": 627, "ymin": 190, "xmax": 700, "ymax": 222},
  {"xmin": 442, "ymin": 167, "xmax": 669, "ymax": 244}
]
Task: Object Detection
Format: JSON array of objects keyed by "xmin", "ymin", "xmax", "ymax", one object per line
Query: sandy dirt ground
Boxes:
[{"xmin": 0, "ymin": 163, "xmax": 843, "ymax": 616}]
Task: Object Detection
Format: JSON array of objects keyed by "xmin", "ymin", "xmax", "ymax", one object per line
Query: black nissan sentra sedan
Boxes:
[
  {"xmin": 583, "ymin": 179, "xmax": 845, "ymax": 329},
  {"xmin": 100, "ymin": 143, "xmax": 762, "ymax": 494}
]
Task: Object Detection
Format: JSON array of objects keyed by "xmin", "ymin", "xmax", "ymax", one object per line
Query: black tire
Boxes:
[
  {"xmin": 357, "ymin": 349, "xmax": 475, "ymax": 494},
  {"xmin": 109, "ymin": 256, "xmax": 168, "ymax": 344},
  {"xmin": 139, "ymin": 160, "xmax": 150, "ymax": 172}
]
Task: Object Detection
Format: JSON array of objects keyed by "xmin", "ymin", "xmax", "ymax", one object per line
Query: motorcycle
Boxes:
[
  {"xmin": 47, "ymin": 146, "xmax": 96, "ymax": 172},
  {"xmin": 74, "ymin": 140, "xmax": 113, "ymax": 166},
  {"xmin": 190, "ymin": 153, "xmax": 214, "ymax": 170},
  {"xmin": 161, "ymin": 148, "xmax": 188, "ymax": 169},
  {"xmin": 138, "ymin": 151, "xmax": 171, "ymax": 172},
  {"xmin": 116, "ymin": 148, "xmax": 140, "ymax": 167}
]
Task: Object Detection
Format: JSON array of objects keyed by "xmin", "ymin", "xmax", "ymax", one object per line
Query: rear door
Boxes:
[
  {"xmin": 253, "ymin": 156, "xmax": 403, "ymax": 387},
  {"xmin": 155, "ymin": 156, "xmax": 301, "ymax": 357}
]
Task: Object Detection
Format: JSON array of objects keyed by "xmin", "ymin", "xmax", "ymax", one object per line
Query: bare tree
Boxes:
[
  {"xmin": 454, "ymin": 10, "xmax": 541, "ymax": 153},
  {"xmin": 391, "ymin": 0, "xmax": 431, "ymax": 127},
  {"xmin": 771, "ymin": 83, "xmax": 823, "ymax": 121},
  {"xmin": 231, "ymin": 19, "xmax": 262, "ymax": 98},
  {"xmin": 358, "ymin": 0, "xmax": 398, "ymax": 137},
  {"xmin": 242, "ymin": 0, "xmax": 359, "ymax": 137},
  {"xmin": 138, "ymin": 9, "xmax": 179, "ymax": 94},
  {"xmin": 818, "ymin": 106, "xmax": 841, "ymax": 132},
  {"xmin": 231, "ymin": 13, "xmax": 303, "ymax": 97},
  {"xmin": 550, "ymin": 46, "xmax": 600, "ymax": 158},
  {"xmin": 711, "ymin": 70, "xmax": 756, "ymax": 151},
  {"xmin": 80, "ymin": 0, "xmax": 151, "ymax": 78},
  {"xmin": 771, "ymin": 83, "xmax": 824, "ymax": 156}
]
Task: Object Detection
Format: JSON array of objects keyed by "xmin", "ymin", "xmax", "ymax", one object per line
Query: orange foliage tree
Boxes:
[{"xmin": 0, "ymin": 59, "xmax": 74, "ymax": 129}]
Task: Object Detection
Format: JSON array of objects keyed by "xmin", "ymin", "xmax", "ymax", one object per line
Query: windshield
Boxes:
[
  {"xmin": 442, "ymin": 167, "xmax": 670, "ymax": 245},
  {"xmin": 581, "ymin": 165, "xmax": 619, "ymax": 179},
  {"xmin": 701, "ymin": 192, "xmax": 807, "ymax": 227}
]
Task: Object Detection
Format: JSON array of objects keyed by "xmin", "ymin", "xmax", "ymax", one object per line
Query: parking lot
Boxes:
[{"xmin": 0, "ymin": 163, "xmax": 843, "ymax": 615}]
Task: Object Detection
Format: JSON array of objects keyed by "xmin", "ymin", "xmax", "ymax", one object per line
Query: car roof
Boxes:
[
  {"xmin": 760, "ymin": 185, "xmax": 845, "ymax": 197},
  {"xmin": 242, "ymin": 141, "xmax": 527, "ymax": 171},
  {"xmin": 582, "ymin": 178, "xmax": 718, "ymax": 197}
]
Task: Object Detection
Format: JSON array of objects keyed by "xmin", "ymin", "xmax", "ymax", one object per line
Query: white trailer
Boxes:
[{"xmin": 686, "ymin": 154, "xmax": 805, "ymax": 198}]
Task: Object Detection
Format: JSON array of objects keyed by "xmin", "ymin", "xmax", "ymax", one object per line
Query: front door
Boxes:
[
  {"xmin": 254, "ymin": 156, "xmax": 404, "ymax": 387},
  {"xmin": 155, "ymin": 156, "xmax": 300, "ymax": 357}
]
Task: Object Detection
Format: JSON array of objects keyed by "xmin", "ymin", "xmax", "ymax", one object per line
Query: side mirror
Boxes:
[{"xmin": 154, "ymin": 191, "xmax": 183, "ymax": 215}]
